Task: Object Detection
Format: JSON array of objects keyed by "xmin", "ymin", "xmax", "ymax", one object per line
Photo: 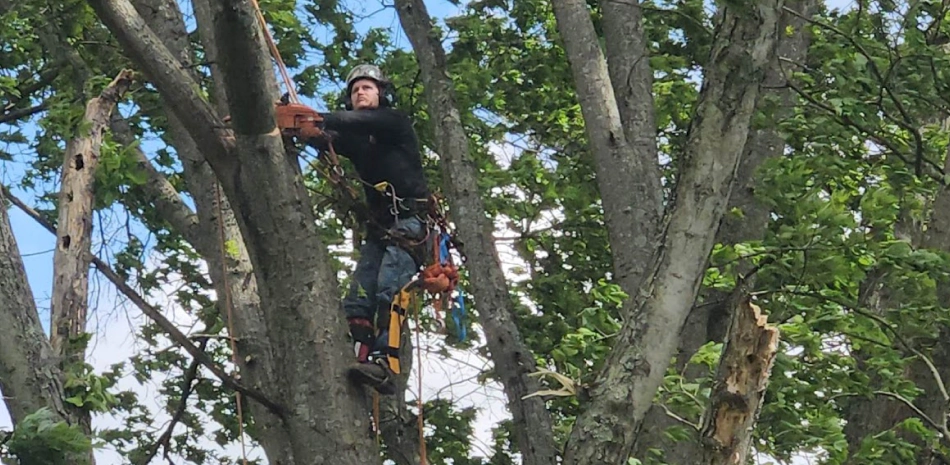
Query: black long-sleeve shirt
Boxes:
[{"xmin": 311, "ymin": 107, "xmax": 430, "ymax": 226}]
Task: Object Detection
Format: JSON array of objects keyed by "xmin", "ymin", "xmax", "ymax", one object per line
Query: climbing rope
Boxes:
[
  {"xmin": 249, "ymin": 0, "xmax": 298, "ymax": 104},
  {"xmin": 236, "ymin": 2, "xmax": 469, "ymax": 464}
]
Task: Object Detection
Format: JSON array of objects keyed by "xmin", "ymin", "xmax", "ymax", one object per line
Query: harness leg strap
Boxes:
[{"xmin": 385, "ymin": 288, "xmax": 413, "ymax": 374}]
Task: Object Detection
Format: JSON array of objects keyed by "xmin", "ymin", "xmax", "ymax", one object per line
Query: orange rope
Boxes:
[
  {"xmin": 249, "ymin": 0, "xmax": 299, "ymax": 103},
  {"xmin": 214, "ymin": 184, "xmax": 248, "ymax": 465}
]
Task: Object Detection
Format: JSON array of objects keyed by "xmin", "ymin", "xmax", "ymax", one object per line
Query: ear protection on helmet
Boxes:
[
  {"xmin": 343, "ymin": 81, "xmax": 394, "ymax": 110},
  {"xmin": 343, "ymin": 64, "xmax": 395, "ymax": 110}
]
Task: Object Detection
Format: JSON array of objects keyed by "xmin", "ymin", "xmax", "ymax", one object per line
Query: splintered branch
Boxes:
[
  {"xmin": 50, "ymin": 69, "xmax": 134, "ymax": 359},
  {"xmin": 3, "ymin": 188, "xmax": 285, "ymax": 417},
  {"xmin": 700, "ymin": 294, "xmax": 780, "ymax": 465}
]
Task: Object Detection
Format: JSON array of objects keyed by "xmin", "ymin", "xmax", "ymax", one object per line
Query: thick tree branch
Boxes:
[
  {"xmin": 3, "ymin": 188, "xmax": 285, "ymax": 417},
  {"xmin": 0, "ymin": 103, "xmax": 48, "ymax": 124},
  {"xmin": 211, "ymin": 0, "xmax": 278, "ymax": 136},
  {"xmin": 85, "ymin": 0, "xmax": 237, "ymax": 181},
  {"xmin": 199, "ymin": 1, "xmax": 383, "ymax": 462},
  {"xmin": 393, "ymin": 1, "xmax": 560, "ymax": 464},
  {"xmin": 598, "ymin": 0, "xmax": 664, "ymax": 231},
  {"xmin": 552, "ymin": 0, "xmax": 661, "ymax": 296},
  {"xmin": 130, "ymin": 1, "xmax": 303, "ymax": 462},
  {"xmin": 561, "ymin": 3, "xmax": 786, "ymax": 464},
  {"xmin": 108, "ymin": 114, "xmax": 202, "ymax": 246}
]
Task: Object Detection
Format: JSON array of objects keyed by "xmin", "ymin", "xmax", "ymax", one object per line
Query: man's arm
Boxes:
[{"xmin": 322, "ymin": 107, "xmax": 411, "ymax": 141}]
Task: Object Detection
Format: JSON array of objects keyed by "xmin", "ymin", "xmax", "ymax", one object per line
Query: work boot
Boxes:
[{"xmin": 347, "ymin": 357, "xmax": 396, "ymax": 395}]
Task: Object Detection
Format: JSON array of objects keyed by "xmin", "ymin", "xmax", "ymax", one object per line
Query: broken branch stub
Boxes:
[
  {"xmin": 50, "ymin": 68, "xmax": 135, "ymax": 359},
  {"xmin": 700, "ymin": 295, "xmax": 780, "ymax": 465}
]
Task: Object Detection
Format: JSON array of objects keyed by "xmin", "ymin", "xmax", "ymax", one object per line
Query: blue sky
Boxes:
[
  {"xmin": 1, "ymin": 0, "xmax": 860, "ymax": 335},
  {"xmin": 1, "ymin": 0, "xmax": 463, "ymax": 332},
  {"xmin": 1, "ymin": 0, "xmax": 859, "ymax": 462}
]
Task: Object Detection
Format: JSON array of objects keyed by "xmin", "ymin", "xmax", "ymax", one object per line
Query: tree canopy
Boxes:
[{"xmin": 2, "ymin": 0, "xmax": 950, "ymax": 464}]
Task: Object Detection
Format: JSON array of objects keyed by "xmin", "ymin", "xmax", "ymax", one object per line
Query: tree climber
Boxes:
[{"xmin": 307, "ymin": 64, "xmax": 432, "ymax": 395}]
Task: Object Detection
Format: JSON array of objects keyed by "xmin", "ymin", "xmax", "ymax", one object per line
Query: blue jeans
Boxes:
[{"xmin": 343, "ymin": 216, "xmax": 427, "ymax": 353}]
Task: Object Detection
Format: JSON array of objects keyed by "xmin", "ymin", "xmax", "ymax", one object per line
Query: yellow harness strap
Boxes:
[{"xmin": 385, "ymin": 287, "xmax": 413, "ymax": 374}]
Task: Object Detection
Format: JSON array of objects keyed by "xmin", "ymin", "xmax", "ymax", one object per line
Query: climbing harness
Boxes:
[{"xmin": 227, "ymin": 2, "xmax": 470, "ymax": 464}]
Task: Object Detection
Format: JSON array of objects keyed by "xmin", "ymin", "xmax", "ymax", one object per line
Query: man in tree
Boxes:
[{"xmin": 309, "ymin": 64, "xmax": 432, "ymax": 395}]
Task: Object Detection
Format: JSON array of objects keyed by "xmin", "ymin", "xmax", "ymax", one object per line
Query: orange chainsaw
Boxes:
[
  {"xmin": 222, "ymin": 99, "xmax": 325, "ymax": 140},
  {"xmin": 274, "ymin": 100, "xmax": 325, "ymax": 140}
]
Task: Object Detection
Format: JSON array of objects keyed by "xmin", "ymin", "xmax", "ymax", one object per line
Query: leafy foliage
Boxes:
[
  {"xmin": 2, "ymin": 408, "xmax": 93, "ymax": 465},
  {"xmin": 4, "ymin": 0, "xmax": 950, "ymax": 464}
]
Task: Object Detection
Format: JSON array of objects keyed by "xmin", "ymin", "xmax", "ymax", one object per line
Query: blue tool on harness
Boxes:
[{"xmin": 437, "ymin": 232, "xmax": 466, "ymax": 342}]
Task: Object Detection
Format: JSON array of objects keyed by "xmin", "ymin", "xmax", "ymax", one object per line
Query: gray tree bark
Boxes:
[
  {"xmin": 85, "ymin": 0, "xmax": 383, "ymax": 462},
  {"xmin": 0, "ymin": 188, "xmax": 70, "ymax": 427},
  {"xmin": 392, "ymin": 1, "xmax": 560, "ymax": 464},
  {"xmin": 557, "ymin": 2, "xmax": 786, "ymax": 464},
  {"xmin": 126, "ymin": 0, "xmax": 295, "ymax": 459},
  {"xmin": 552, "ymin": 0, "xmax": 662, "ymax": 299},
  {"xmin": 599, "ymin": 0, "xmax": 665, "ymax": 265},
  {"xmin": 633, "ymin": 2, "xmax": 816, "ymax": 461}
]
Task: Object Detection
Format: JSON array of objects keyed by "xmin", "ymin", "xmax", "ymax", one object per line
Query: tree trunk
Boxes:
[
  {"xmin": 392, "ymin": 1, "xmax": 560, "ymax": 464},
  {"xmin": 126, "ymin": 0, "xmax": 294, "ymax": 459},
  {"xmin": 633, "ymin": 2, "xmax": 816, "ymax": 460},
  {"xmin": 552, "ymin": 0, "xmax": 662, "ymax": 299},
  {"xmin": 843, "ymin": 133, "xmax": 950, "ymax": 463},
  {"xmin": 0, "ymin": 188, "xmax": 70, "ymax": 427},
  {"xmin": 560, "ymin": 3, "xmax": 785, "ymax": 464},
  {"xmin": 378, "ymin": 330, "xmax": 423, "ymax": 465},
  {"xmin": 699, "ymin": 293, "xmax": 779, "ymax": 465},
  {"xmin": 86, "ymin": 0, "xmax": 382, "ymax": 462}
]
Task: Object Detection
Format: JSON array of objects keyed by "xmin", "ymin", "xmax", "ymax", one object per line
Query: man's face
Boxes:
[{"xmin": 351, "ymin": 78, "xmax": 380, "ymax": 110}]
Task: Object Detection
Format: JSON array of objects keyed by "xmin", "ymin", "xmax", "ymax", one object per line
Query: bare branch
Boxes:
[
  {"xmin": 85, "ymin": 0, "xmax": 237, "ymax": 181},
  {"xmin": 139, "ymin": 338, "xmax": 208, "ymax": 465},
  {"xmin": 3, "ymin": 188, "xmax": 285, "ymax": 417},
  {"xmin": 0, "ymin": 103, "xmax": 48, "ymax": 124},
  {"xmin": 873, "ymin": 390, "xmax": 950, "ymax": 440}
]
